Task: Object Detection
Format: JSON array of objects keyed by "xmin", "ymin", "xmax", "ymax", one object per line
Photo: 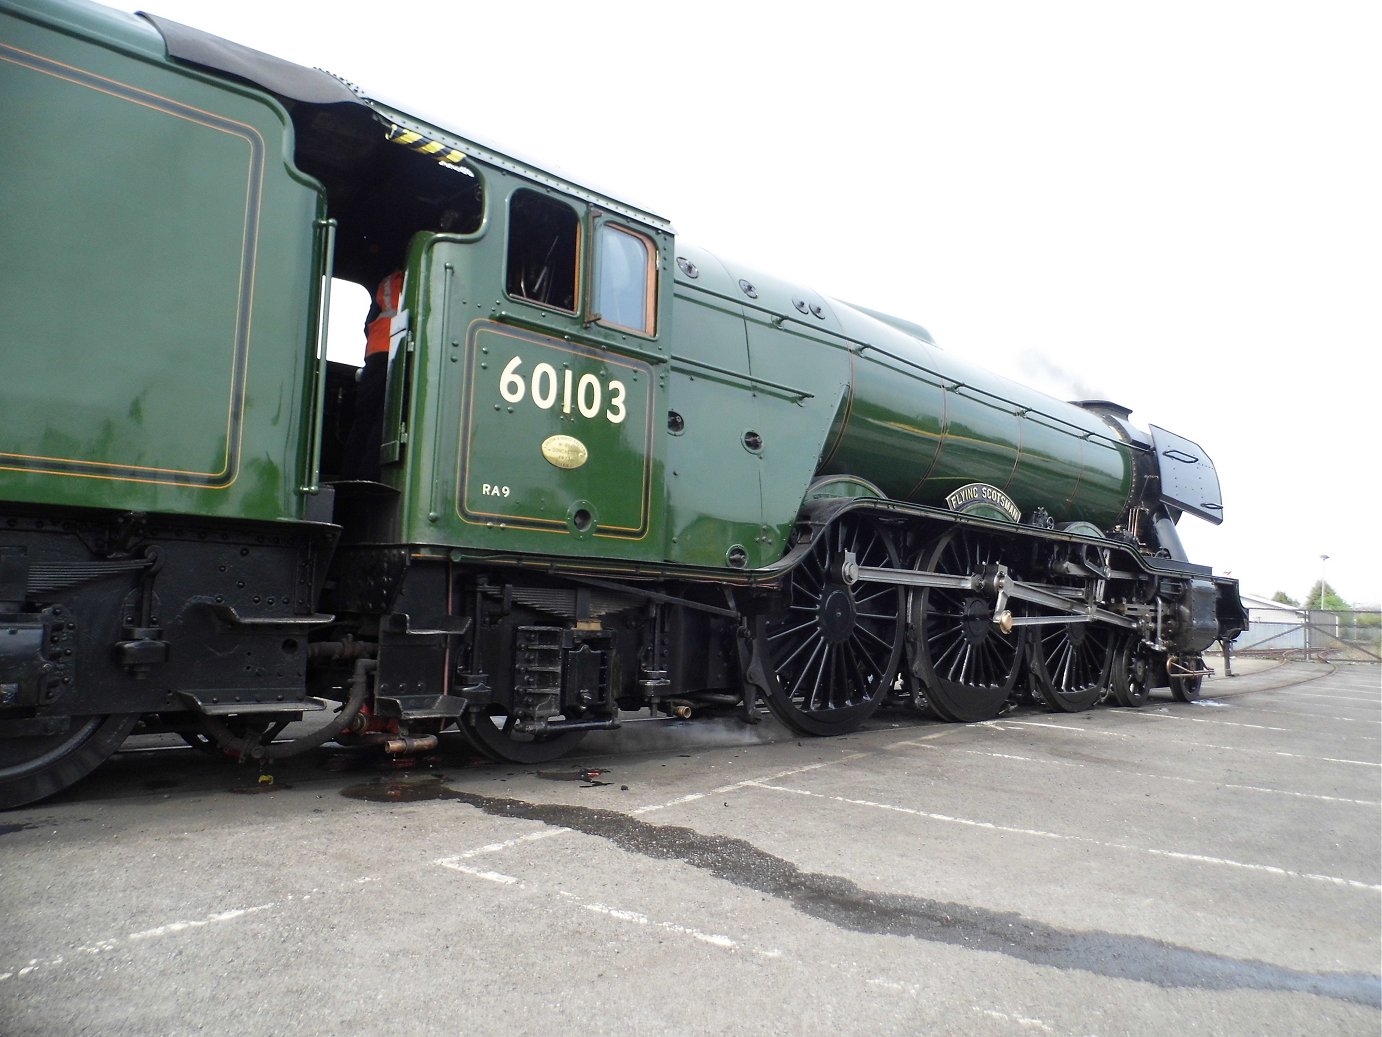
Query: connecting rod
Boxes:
[{"xmin": 845, "ymin": 556, "xmax": 1137, "ymax": 632}]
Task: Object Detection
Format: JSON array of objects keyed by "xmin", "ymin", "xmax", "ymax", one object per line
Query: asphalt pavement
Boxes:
[{"xmin": 1, "ymin": 656, "xmax": 1378, "ymax": 1036}]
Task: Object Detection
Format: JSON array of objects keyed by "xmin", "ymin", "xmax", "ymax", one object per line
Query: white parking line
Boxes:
[
  {"xmin": 1105, "ymin": 710, "xmax": 1290, "ymax": 732},
  {"xmin": 902, "ymin": 743, "xmax": 1379, "ymax": 807},
  {"xmin": 576, "ymin": 898, "xmax": 749, "ymax": 952},
  {"xmin": 435, "ymin": 861, "xmax": 519, "ymax": 884},
  {"xmin": 1218, "ymin": 703, "xmax": 1381, "ymax": 725},
  {"xmin": 1105, "ymin": 708, "xmax": 1380, "ymax": 743},
  {"xmin": 748, "ymin": 781, "xmax": 1381, "ymax": 893},
  {"xmin": 1273, "ymin": 689, "xmax": 1381, "ymax": 706},
  {"xmin": 443, "ymin": 874, "xmax": 1057, "ymax": 1027},
  {"xmin": 980, "ymin": 718, "xmax": 1133, "ymax": 738},
  {"xmin": 985, "ymin": 718, "xmax": 1381, "ymax": 767},
  {"xmin": 0, "ymin": 903, "xmax": 274, "ymax": 983},
  {"xmin": 710, "ymin": 753, "xmax": 870, "ymax": 796},
  {"xmin": 974, "ymin": 1007, "xmax": 1057, "ymax": 1032},
  {"xmin": 631, "ymin": 792, "xmax": 706, "ymax": 815}
]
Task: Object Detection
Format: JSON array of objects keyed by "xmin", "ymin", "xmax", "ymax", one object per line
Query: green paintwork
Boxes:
[
  {"xmin": 379, "ymin": 218, "xmax": 674, "ymax": 564},
  {"xmin": 663, "ymin": 246, "xmax": 794, "ymax": 570},
  {"xmin": 642, "ymin": 245, "xmax": 1134, "ymax": 566},
  {"xmin": 814, "ymin": 311, "xmax": 1133, "ymax": 527},
  {"xmin": 456, "ymin": 322, "xmax": 655, "ymax": 539},
  {"xmin": 386, "ymin": 215, "xmax": 1134, "ymax": 572},
  {"xmin": 0, "ymin": 0, "xmax": 323, "ymax": 524},
  {"xmin": 2, "ymin": 0, "xmax": 1139, "ymax": 576}
]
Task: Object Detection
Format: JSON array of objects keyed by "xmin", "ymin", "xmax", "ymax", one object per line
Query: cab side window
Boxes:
[
  {"xmin": 594, "ymin": 222, "xmax": 657, "ymax": 336},
  {"xmin": 506, "ymin": 190, "xmax": 579, "ymax": 312}
]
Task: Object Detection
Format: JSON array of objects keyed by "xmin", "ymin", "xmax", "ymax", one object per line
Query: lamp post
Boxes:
[{"xmin": 1319, "ymin": 554, "xmax": 1329, "ymax": 610}]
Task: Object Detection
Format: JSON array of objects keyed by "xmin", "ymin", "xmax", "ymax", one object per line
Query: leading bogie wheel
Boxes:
[
  {"xmin": 1169, "ymin": 654, "xmax": 1205, "ymax": 702},
  {"xmin": 1109, "ymin": 638, "xmax": 1152, "ymax": 707}
]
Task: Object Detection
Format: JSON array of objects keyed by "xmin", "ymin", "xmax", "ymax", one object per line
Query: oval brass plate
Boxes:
[{"xmin": 541, "ymin": 434, "xmax": 589, "ymax": 470}]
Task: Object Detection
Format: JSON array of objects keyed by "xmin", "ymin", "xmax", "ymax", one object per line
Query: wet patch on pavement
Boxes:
[{"xmin": 342, "ymin": 777, "xmax": 1380, "ymax": 1006}]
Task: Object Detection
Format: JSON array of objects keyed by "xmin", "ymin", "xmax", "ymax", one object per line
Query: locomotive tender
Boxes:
[{"xmin": 0, "ymin": 0, "xmax": 1246, "ymax": 808}]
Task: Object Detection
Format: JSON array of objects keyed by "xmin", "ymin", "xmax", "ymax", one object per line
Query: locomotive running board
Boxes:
[{"xmin": 176, "ymin": 691, "xmax": 328, "ymax": 716}]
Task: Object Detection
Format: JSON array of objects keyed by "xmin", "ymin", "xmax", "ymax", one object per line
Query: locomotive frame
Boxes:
[{"xmin": 0, "ymin": 0, "xmax": 1246, "ymax": 808}]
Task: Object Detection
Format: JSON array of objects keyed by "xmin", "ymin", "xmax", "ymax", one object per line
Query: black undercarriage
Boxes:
[{"xmin": 0, "ymin": 499, "xmax": 1246, "ymax": 809}]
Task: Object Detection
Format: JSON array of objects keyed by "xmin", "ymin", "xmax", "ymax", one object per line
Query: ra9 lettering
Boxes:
[{"xmin": 499, "ymin": 356, "xmax": 627, "ymax": 424}]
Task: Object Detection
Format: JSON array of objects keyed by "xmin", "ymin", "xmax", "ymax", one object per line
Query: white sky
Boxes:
[{"xmin": 127, "ymin": 0, "xmax": 1382, "ymax": 606}]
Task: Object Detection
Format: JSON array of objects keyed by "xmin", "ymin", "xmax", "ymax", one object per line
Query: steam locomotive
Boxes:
[{"xmin": 0, "ymin": 0, "xmax": 1246, "ymax": 808}]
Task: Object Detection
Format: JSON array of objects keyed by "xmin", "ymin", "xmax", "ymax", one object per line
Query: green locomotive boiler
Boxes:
[{"xmin": 0, "ymin": 0, "xmax": 1246, "ymax": 807}]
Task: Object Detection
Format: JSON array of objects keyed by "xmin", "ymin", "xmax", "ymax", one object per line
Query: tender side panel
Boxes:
[{"xmin": 0, "ymin": 7, "xmax": 320, "ymax": 521}]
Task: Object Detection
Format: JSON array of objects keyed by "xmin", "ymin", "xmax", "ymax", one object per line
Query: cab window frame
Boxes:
[
  {"xmin": 591, "ymin": 219, "xmax": 658, "ymax": 338},
  {"xmin": 504, "ymin": 187, "xmax": 583, "ymax": 315}
]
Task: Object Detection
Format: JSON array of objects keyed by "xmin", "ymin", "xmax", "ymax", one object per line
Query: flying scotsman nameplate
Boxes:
[{"xmin": 945, "ymin": 482, "xmax": 1022, "ymax": 523}]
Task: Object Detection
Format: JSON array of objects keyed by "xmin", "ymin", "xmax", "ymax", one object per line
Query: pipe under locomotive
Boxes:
[{"xmin": 0, "ymin": 0, "xmax": 1246, "ymax": 808}]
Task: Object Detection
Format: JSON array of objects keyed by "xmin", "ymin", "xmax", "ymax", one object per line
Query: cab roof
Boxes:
[{"xmin": 141, "ymin": 11, "xmax": 673, "ymax": 233}]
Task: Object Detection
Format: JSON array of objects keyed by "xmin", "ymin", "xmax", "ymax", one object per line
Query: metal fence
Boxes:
[{"xmin": 1236, "ymin": 610, "xmax": 1382, "ymax": 663}]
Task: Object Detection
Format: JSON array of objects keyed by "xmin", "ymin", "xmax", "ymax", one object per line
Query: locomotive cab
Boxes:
[{"xmin": 212, "ymin": 59, "xmax": 678, "ymax": 567}]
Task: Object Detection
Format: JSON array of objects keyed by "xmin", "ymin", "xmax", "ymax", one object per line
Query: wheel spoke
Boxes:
[
  {"xmin": 792, "ymin": 639, "xmax": 827, "ymax": 706},
  {"xmin": 775, "ymin": 627, "xmax": 821, "ymax": 670},
  {"xmin": 769, "ymin": 617, "xmax": 822, "ymax": 643},
  {"xmin": 854, "ymin": 623, "xmax": 895, "ymax": 652}
]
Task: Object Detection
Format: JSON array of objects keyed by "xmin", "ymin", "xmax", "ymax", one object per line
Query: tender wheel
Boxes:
[
  {"xmin": 1028, "ymin": 622, "xmax": 1116, "ymax": 712},
  {"xmin": 1169, "ymin": 654, "xmax": 1205, "ymax": 702},
  {"xmin": 1109, "ymin": 638, "xmax": 1152, "ymax": 707},
  {"xmin": 0, "ymin": 714, "xmax": 139, "ymax": 809},
  {"xmin": 910, "ymin": 528, "xmax": 1025, "ymax": 722},
  {"xmin": 761, "ymin": 514, "xmax": 904, "ymax": 736},
  {"xmin": 459, "ymin": 707, "xmax": 586, "ymax": 764}
]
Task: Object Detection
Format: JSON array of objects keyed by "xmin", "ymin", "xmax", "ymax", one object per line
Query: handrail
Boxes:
[
  {"xmin": 669, "ymin": 353, "xmax": 815, "ymax": 402},
  {"xmin": 300, "ymin": 217, "xmax": 337, "ymax": 495}
]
